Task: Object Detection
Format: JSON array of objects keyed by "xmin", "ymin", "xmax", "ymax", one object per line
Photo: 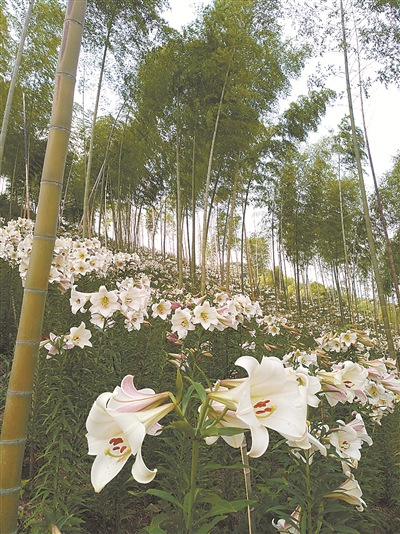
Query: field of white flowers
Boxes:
[{"xmin": 1, "ymin": 219, "xmax": 399, "ymax": 534}]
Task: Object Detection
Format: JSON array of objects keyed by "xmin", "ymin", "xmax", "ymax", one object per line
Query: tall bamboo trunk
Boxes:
[
  {"xmin": 0, "ymin": 0, "xmax": 35, "ymax": 176},
  {"xmin": 340, "ymin": 0, "xmax": 396, "ymax": 363},
  {"xmin": 200, "ymin": 68, "xmax": 229, "ymax": 293},
  {"xmin": 191, "ymin": 134, "xmax": 196, "ymax": 287},
  {"xmin": 82, "ymin": 24, "xmax": 112, "ymax": 238},
  {"xmin": 225, "ymin": 152, "xmax": 240, "ymax": 291},
  {"xmin": 0, "ymin": 3, "xmax": 85, "ymax": 533},
  {"xmin": 22, "ymin": 92, "xmax": 30, "ymax": 219},
  {"xmin": 351, "ymin": 10, "xmax": 400, "ymax": 306},
  {"xmin": 337, "ymin": 159, "xmax": 354, "ymax": 321},
  {"xmin": 176, "ymin": 115, "xmax": 183, "ymax": 288}
]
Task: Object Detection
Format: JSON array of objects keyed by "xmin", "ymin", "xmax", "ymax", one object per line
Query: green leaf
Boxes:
[
  {"xmin": 141, "ymin": 513, "xmax": 170, "ymax": 533},
  {"xmin": 217, "ymin": 426, "xmax": 245, "ymax": 436},
  {"xmin": 146, "ymin": 489, "xmax": 184, "ymax": 510},
  {"xmin": 181, "ymin": 384, "xmax": 196, "ymax": 414},
  {"xmin": 204, "ymin": 462, "xmax": 248, "ymax": 470},
  {"xmin": 188, "ymin": 379, "xmax": 207, "ymax": 403},
  {"xmin": 175, "ymin": 367, "xmax": 183, "ymax": 404},
  {"xmin": 196, "ymin": 515, "xmax": 227, "ymax": 534},
  {"xmin": 171, "ymin": 420, "xmax": 196, "ymax": 437}
]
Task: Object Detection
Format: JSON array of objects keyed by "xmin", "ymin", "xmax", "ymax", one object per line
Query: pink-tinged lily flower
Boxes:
[
  {"xmin": 208, "ymin": 356, "xmax": 307, "ymax": 458},
  {"xmin": 348, "ymin": 413, "xmax": 372, "ymax": 446},
  {"xmin": 272, "ymin": 505, "xmax": 301, "ymax": 533},
  {"xmin": 86, "ymin": 377, "xmax": 174, "ymax": 492},
  {"xmin": 380, "ymin": 373, "xmax": 400, "ymax": 394},
  {"xmin": 328, "ymin": 423, "xmax": 362, "ymax": 462},
  {"xmin": 325, "ymin": 472, "xmax": 366, "ymax": 511}
]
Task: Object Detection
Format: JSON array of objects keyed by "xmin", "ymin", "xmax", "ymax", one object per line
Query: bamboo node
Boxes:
[
  {"xmin": 0, "ymin": 486, "xmax": 21, "ymax": 495},
  {"xmin": 0, "ymin": 437, "xmax": 27, "ymax": 445}
]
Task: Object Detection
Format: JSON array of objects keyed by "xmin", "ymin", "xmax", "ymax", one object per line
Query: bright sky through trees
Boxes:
[{"xmin": 163, "ymin": 0, "xmax": 400, "ymax": 180}]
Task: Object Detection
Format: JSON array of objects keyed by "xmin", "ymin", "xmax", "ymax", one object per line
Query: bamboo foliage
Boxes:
[
  {"xmin": 0, "ymin": 0, "xmax": 36, "ymax": 177},
  {"xmin": 0, "ymin": 3, "xmax": 86, "ymax": 533}
]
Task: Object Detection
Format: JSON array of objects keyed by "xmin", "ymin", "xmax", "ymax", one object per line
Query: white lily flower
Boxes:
[
  {"xmin": 171, "ymin": 308, "xmax": 195, "ymax": 339},
  {"xmin": 65, "ymin": 321, "xmax": 92, "ymax": 348},
  {"xmin": 70, "ymin": 286, "xmax": 93, "ymax": 314},
  {"xmin": 208, "ymin": 356, "xmax": 307, "ymax": 458},
  {"xmin": 325, "ymin": 472, "xmax": 366, "ymax": 511},
  {"xmin": 152, "ymin": 299, "xmax": 172, "ymax": 320},
  {"xmin": 86, "ymin": 377, "xmax": 174, "ymax": 492},
  {"xmin": 192, "ymin": 301, "xmax": 219, "ymax": 330},
  {"xmin": 328, "ymin": 423, "xmax": 362, "ymax": 461},
  {"xmin": 89, "ymin": 285, "xmax": 120, "ymax": 318}
]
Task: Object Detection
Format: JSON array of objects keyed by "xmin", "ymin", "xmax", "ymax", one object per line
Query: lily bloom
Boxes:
[
  {"xmin": 171, "ymin": 308, "xmax": 195, "ymax": 339},
  {"xmin": 208, "ymin": 356, "xmax": 307, "ymax": 458},
  {"xmin": 152, "ymin": 299, "xmax": 172, "ymax": 320},
  {"xmin": 65, "ymin": 322, "xmax": 92, "ymax": 348},
  {"xmin": 192, "ymin": 301, "xmax": 219, "ymax": 330},
  {"xmin": 86, "ymin": 376, "xmax": 174, "ymax": 492},
  {"xmin": 325, "ymin": 472, "xmax": 366, "ymax": 511},
  {"xmin": 89, "ymin": 285, "xmax": 120, "ymax": 318}
]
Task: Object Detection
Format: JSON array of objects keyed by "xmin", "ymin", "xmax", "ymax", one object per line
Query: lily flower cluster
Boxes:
[
  {"xmin": 86, "ymin": 356, "xmax": 317, "ymax": 492},
  {"xmin": 0, "ymin": 218, "xmax": 141, "ymax": 291},
  {"xmin": 283, "ymin": 329, "xmax": 400, "ymax": 423},
  {"xmin": 68, "ymin": 280, "xmax": 264, "ymax": 338}
]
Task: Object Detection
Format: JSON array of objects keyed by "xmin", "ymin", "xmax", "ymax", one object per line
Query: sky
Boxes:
[{"xmin": 163, "ymin": 0, "xmax": 400, "ymax": 181}]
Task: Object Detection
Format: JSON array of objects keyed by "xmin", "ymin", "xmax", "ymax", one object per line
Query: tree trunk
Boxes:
[
  {"xmin": 241, "ymin": 179, "xmax": 251, "ymax": 294},
  {"xmin": 0, "ymin": 4, "xmax": 85, "ymax": 532},
  {"xmin": 176, "ymin": 116, "xmax": 183, "ymax": 287},
  {"xmin": 191, "ymin": 133, "xmax": 196, "ymax": 287},
  {"xmin": 354, "ymin": 32, "xmax": 400, "ymax": 307},
  {"xmin": 22, "ymin": 92, "xmax": 30, "ymax": 219},
  {"xmin": 0, "ymin": 0, "xmax": 35, "ymax": 176},
  {"xmin": 200, "ymin": 67, "xmax": 230, "ymax": 293},
  {"xmin": 82, "ymin": 23, "xmax": 112, "ymax": 238},
  {"xmin": 337, "ymin": 158, "xmax": 354, "ymax": 321},
  {"xmin": 225, "ymin": 152, "xmax": 240, "ymax": 291},
  {"xmin": 340, "ymin": 0, "xmax": 396, "ymax": 363}
]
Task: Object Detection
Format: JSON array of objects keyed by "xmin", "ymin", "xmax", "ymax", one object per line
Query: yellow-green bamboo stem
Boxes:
[{"xmin": 0, "ymin": 3, "xmax": 86, "ymax": 533}]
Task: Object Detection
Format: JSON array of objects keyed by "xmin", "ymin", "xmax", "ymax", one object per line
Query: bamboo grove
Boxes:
[{"xmin": 1, "ymin": 0, "xmax": 400, "ymax": 530}]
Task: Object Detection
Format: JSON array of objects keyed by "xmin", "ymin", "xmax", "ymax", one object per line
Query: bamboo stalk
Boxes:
[
  {"xmin": 0, "ymin": 3, "xmax": 86, "ymax": 533},
  {"xmin": 339, "ymin": 0, "xmax": 396, "ymax": 364}
]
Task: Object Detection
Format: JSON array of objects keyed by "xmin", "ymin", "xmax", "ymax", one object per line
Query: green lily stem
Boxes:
[
  {"xmin": 186, "ymin": 438, "xmax": 200, "ymax": 534},
  {"xmin": 305, "ymin": 449, "xmax": 313, "ymax": 533},
  {"xmin": 186, "ymin": 397, "xmax": 211, "ymax": 532}
]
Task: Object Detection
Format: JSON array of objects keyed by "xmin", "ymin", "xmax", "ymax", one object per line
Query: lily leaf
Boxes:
[
  {"xmin": 187, "ymin": 379, "xmax": 207, "ymax": 403},
  {"xmin": 175, "ymin": 368, "xmax": 183, "ymax": 404},
  {"xmin": 171, "ymin": 420, "xmax": 196, "ymax": 437},
  {"xmin": 146, "ymin": 489, "xmax": 184, "ymax": 510}
]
